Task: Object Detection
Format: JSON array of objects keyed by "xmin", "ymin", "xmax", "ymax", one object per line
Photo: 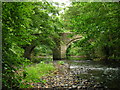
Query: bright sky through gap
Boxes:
[
  {"xmin": 50, "ymin": 0, "xmax": 71, "ymax": 14},
  {"xmin": 51, "ymin": 0, "xmax": 71, "ymax": 7},
  {"xmin": 51, "ymin": 0, "xmax": 70, "ymax": 3}
]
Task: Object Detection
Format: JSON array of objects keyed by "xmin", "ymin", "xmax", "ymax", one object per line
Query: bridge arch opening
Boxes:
[
  {"xmin": 24, "ymin": 43, "xmax": 53, "ymax": 62},
  {"xmin": 33, "ymin": 45, "xmax": 52, "ymax": 56},
  {"xmin": 66, "ymin": 39, "xmax": 86, "ymax": 60}
]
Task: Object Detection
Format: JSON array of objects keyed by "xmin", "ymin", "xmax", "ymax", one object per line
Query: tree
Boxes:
[
  {"xmin": 2, "ymin": 2, "xmax": 62, "ymax": 89},
  {"xmin": 61, "ymin": 2, "xmax": 120, "ymax": 61}
]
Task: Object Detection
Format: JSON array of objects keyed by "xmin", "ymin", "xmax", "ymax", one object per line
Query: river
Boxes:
[
  {"xmin": 64, "ymin": 59, "xmax": 120, "ymax": 89},
  {"xmin": 31, "ymin": 58, "xmax": 120, "ymax": 89}
]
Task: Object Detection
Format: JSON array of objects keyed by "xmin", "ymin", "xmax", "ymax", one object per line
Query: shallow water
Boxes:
[{"xmin": 65, "ymin": 60, "xmax": 120, "ymax": 89}]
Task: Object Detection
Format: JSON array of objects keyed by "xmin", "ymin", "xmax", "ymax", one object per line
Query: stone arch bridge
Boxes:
[{"xmin": 24, "ymin": 32, "xmax": 82, "ymax": 60}]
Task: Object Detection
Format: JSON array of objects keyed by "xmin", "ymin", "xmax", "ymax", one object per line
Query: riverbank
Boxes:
[
  {"xmin": 20, "ymin": 60, "xmax": 120, "ymax": 90},
  {"xmin": 28, "ymin": 61, "xmax": 107, "ymax": 89}
]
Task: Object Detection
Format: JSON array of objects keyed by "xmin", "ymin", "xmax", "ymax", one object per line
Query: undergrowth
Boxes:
[{"xmin": 17, "ymin": 61, "xmax": 55, "ymax": 88}]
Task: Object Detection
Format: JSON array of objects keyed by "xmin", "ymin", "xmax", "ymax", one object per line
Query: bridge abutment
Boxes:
[
  {"xmin": 52, "ymin": 33, "xmax": 70, "ymax": 60},
  {"xmin": 53, "ymin": 45, "xmax": 67, "ymax": 60}
]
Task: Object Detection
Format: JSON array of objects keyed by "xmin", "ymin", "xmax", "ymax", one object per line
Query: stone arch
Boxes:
[
  {"xmin": 23, "ymin": 44, "xmax": 36, "ymax": 60},
  {"xmin": 23, "ymin": 33, "xmax": 53, "ymax": 60},
  {"xmin": 66, "ymin": 35, "xmax": 82, "ymax": 48},
  {"xmin": 23, "ymin": 43, "xmax": 53, "ymax": 60},
  {"xmin": 23, "ymin": 33, "xmax": 83, "ymax": 60},
  {"xmin": 64, "ymin": 35, "xmax": 82, "ymax": 58},
  {"xmin": 54, "ymin": 33, "xmax": 82, "ymax": 60}
]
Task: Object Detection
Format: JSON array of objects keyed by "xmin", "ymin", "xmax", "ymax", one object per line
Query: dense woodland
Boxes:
[{"xmin": 2, "ymin": 1, "xmax": 120, "ymax": 89}]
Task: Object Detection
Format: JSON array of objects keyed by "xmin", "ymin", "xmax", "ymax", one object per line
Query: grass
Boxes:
[
  {"xmin": 57, "ymin": 61, "xmax": 65, "ymax": 65},
  {"xmin": 19, "ymin": 61, "xmax": 55, "ymax": 88}
]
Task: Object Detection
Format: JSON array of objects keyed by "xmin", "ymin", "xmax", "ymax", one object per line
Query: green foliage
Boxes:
[
  {"xmin": 2, "ymin": 1, "xmax": 62, "ymax": 89},
  {"xmin": 19, "ymin": 62, "xmax": 55, "ymax": 88},
  {"xmin": 57, "ymin": 61, "xmax": 65, "ymax": 65},
  {"xmin": 2, "ymin": 1, "xmax": 120, "ymax": 89},
  {"xmin": 33, "ymin": 45, "xmax": 52, "ymax": 56},
  {"xmin": 2, "ymin": 2, "xmax": 36, "ymax": 89},
  {"xmin": 62, "ymin": 2, "xmax": 120, "ymax": 61}
]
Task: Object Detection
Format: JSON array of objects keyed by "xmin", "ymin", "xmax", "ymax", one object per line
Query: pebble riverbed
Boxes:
[{"xmin": 31, "ymin": 61, "xmax": 111, "ymax": 89}]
